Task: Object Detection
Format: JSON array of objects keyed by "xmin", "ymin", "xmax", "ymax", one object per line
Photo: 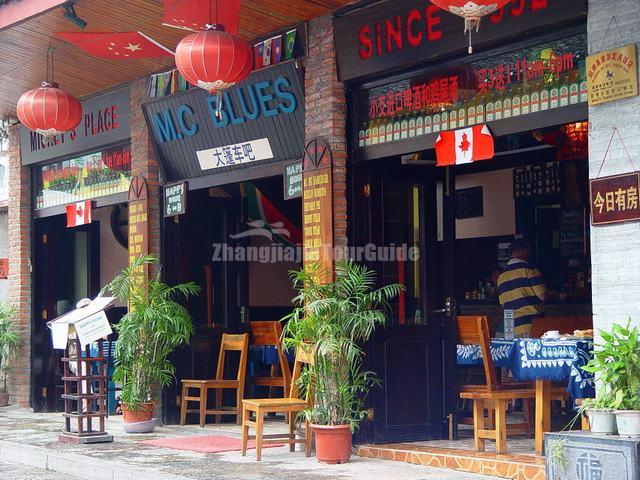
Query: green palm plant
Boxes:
[
  {"xmin": 282, "ymin": 260, "xmax": 403, "ymax": 431},
  {"xmin": 0, "ymin": 304, "xmax": 19, "ymax": 394},
  {"xmin": 105, "ymin": 255, "xmax": 200, "ymax": 408}
]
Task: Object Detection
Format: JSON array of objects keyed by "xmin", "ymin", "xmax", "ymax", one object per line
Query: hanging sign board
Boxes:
[
  {"xmin": 303, "ymin": 139, "xmax": 333, "ymax": 284},
  {"xmin": 283, "ymin": 161, "xmax": 303, "ymax": 200},
  {"xmin": 0, "ymin": 259, "xmax": 8, "ymax": 279},
  {"xmin": 164, "ymin": 181, "xmax": 187, "ymax": 217},
  {"xmin": 590, "ymin": 172, "xmax": 640, "ymax": 225},
  {"xmin": 46, "ymin": 296, "xmax": 116, "ymax": 349},
  {"xmin": 587, "ymin": 44, "xmax": 638, "ymax": 106},
  {"xmin": 73, "ymin": 311, "xmax": 112, "ymax": 347},
  {"xmin": 128, "ymin": 175, "xmax": 149, "ymax": 280}
]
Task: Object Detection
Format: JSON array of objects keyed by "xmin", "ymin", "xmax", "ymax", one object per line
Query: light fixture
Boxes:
[{"xmin": 63, "ymin": 2, "xmax": 87, "ymax": 29}]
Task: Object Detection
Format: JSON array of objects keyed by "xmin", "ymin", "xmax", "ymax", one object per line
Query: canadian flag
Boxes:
[
  {"xmin": 435, "ymin": 124, "xmax": 495, "ymax": 167},
  {"xmin": 66, "ymin": 201, "xmax": 92, "ymax": 228}
]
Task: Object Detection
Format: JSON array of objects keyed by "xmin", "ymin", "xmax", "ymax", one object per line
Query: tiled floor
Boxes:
[{"xmin": 356, "ymin": 428, "xmax": 546, "ymax": 480}]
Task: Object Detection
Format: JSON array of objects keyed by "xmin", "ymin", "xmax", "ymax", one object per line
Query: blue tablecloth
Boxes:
[{"xmin": 457, "ymin": 338, "xmax": 595, "ymax": 400}]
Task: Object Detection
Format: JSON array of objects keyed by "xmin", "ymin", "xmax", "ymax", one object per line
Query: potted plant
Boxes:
[
  {"xmin": 581, "ymin": 321, "xmax": 640, "ymax": 437},
  {"xmin": 105, "ymin": 255, "xmax": 200, "ymax": 432},
  {"xmin": 0, "ymin": 304, "xmax": 19, "ymax": 407},
  {"xmin": 282, "ymin": 260, "xmax": 403, "ymax": 463}
]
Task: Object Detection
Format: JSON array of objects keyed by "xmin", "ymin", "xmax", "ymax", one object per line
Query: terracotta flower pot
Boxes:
[
  {"xmin": 312, "ymin": 424, "xmax": 352, "ymax": 464},
  {"xmin": 0, "ymin": 392, "xmax": 9, "ymax": 407},
  {"xmin": 122, "ymin": 402, "xmax": 154, "ymax": 424}
]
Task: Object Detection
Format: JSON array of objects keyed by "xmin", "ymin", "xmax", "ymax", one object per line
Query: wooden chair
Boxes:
[
  {"xmin": 241, "ymin": 347, "xmax": 313, "ymax": 461},
  {"xmin": 247, "ymin": 321, "xmax": 292, "ymax": 398},
  {"xmin": 180, "ymin": 333, "xmax": 249, "ymax": 427},
  {"xmin": 458, "ymin": 315, "xmax": 538, "ymax": 454}
]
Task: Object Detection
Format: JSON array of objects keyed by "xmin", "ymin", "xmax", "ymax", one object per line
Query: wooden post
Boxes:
[{"xmin": 535, "ymin": 379, "xmax": 551, "ymax": 455}]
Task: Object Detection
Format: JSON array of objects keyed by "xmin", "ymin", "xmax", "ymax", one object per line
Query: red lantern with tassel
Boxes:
[
  {"xmin": 429, "ymin": 1, "xmax": 511, "ymax": 53},
  {"xmin": 175, "ymin": 24, "xmax": 253, "ymax": 93},
  {"xmin": 174, "ymin": 0, "xmax": 252, "ymax": 95},
  {"xmin": 17, "ymin": 48, "xmax": 82, "ymax": 136}
]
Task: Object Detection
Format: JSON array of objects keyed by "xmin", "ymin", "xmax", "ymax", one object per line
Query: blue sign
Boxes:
[{"xmin": 142, "ymin": 61, "xmax": 305, "ymax": 183}]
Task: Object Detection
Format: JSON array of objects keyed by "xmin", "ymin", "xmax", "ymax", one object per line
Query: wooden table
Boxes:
[{"xmin": 534, "ymin": 379, "xmax": 551, "ymax": 455}]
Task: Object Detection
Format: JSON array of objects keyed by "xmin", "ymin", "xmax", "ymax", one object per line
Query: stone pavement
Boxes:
[
  {"xmin": 0, "ymin": 406, "xmax": 502, "ymax": 480},
  {"xmin": 0, "ymin": 459, "xmax": 79, "ymax": 480}
]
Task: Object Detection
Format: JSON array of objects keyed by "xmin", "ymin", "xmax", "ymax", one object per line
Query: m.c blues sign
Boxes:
[{"xmin": 142, "ymin": 61, "xmax": 305, "ymax": 182}]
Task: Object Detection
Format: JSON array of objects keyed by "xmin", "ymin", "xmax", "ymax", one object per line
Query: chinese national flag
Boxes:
[
  {"xmin": 435, "ymin": 124, "xmax": 494, "ymax": 166},
  {"xmin": 162, "ymin": 0, "xmax": 241, "ymax": 34},
  {"xmin": 66, "ymin": 201, "xmax": 92, "ymax": 228},
  {"xmin": 55, "ymin": 31, "xmax": 174, "ymax": 59}
]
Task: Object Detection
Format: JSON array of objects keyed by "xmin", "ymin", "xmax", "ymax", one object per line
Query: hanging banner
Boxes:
[
  {"xmin": 587, "ymin": 44, "xmax": 638, "ymax": 106},
  {"xmin": 303, "ymin": 139, "xmax": 333, "ymax": 284},
  {"xmin": 435, "ymin": 125, "xmax": 494, "ymax": 166},
  {"xmin": 590, "ymin": 172, "xmax": 640, "ymax": 225},
  {"xmin": 66, "ymin": 200, "xmax": 92, "ymax": 228}
]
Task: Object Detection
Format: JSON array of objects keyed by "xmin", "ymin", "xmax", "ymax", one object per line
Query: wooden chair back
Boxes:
[
  {"xmin": 457, "ymin": 315, "xmax": 499, "ymax": 391},
  {"xmin": 530, "ymin": 317, "xmax": 573, "ymax": 338},
  {"xmin": 215, "ymin": 333, "xmax": 249, "ymax": 382},
  {"xmin": 289, "ymin": 346, "xmax": 314, "ymax": 402},
  {"xmin": 248, "ymin": 321, "xmax": 292, "ymax": 390}
]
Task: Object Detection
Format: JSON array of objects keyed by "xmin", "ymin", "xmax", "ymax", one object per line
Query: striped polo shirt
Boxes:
[{"xmin": 497, "ymin": 259, "xmax": 546, "ymax": 336}]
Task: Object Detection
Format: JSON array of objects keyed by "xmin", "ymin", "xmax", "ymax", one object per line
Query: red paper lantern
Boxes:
[
  {"xmin": 430, "ymin": 1, "xmax": 511, "ymax": 53},
  {"xmin": 17, "ymin": 81, "xmax": 82, "ymax": 136},
  {"xmin": 175, "ymin": 25, "xmax": 253, "ymax": 93}
]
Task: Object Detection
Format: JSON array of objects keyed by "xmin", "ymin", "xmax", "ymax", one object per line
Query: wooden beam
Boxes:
[{"xmin": 0, "ymin": 0, "xmax": 66, "ymax": 31}]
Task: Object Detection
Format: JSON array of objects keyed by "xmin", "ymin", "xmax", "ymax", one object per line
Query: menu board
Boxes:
[
  {"xmin": 559, "ymin": 207, "xmax": 585, "ymax": 257},
  {"xmin": 455, "ymin": 186, "xmax": 483, "ymax": 219},
  {"xmin": 302, "ymin": 140, "xmax": 333, "ymax": 284},
  {"xmin": 128, "ymin": 176, "xmax": 149, "ymax": 279}
]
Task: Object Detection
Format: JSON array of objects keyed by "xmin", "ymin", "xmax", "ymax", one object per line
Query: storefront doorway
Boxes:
[
  {"xmin": 32, "ymin": 204, "xmax": 129, "ymax": 412},
  {"xmin": 354, "ymin": 122, "xmax": 591, "ymax": 444}
]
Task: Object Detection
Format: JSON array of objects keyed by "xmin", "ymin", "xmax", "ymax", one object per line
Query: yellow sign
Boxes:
[{"xmin": 587, "ymin": 44, "xmax": 638, "ymax": 106}]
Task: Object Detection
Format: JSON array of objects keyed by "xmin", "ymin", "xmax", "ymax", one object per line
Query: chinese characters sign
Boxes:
[
  {"xmin": 128, "ymin": 176, "xmax": 149, "ymax": 282},
  {"xmin": 590, "ymin": 172, "xmax": 640, "ymax": 225},
  {"xmin": 369, "ymin": 76, "xmax": 459, "ymax": 119},
  {"xmin": 303, "ymin": 139, "xmax": 333, "ymax": 284},
  {"xmin": 586, "ymin": 44, "xmax": 638, "ymax": 106},
  {"xmin": 196, "ymin": 138, "xmax": 273, "ymax": 171}
]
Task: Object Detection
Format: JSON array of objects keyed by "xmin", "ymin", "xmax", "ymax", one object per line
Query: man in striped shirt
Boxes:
[{"xmin": 497, "ymin": 239, "xmax": 549, "ymax": 337}]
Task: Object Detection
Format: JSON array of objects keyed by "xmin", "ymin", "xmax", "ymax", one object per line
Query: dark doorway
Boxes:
[
  {"xmin": 353, "ymin": 160, "xmax": 457, "ymax": 444},
  {"xmin": 32, "ymin": 215, "xmax": 100, "ymax": 412}
]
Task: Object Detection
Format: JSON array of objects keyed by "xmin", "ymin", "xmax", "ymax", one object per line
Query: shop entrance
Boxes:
[
  {"xmin": 354, "ymin": 161, "xmax": 457, "ymax": 443},
  {"xmin": 356, "ymin": 123, "xmax": 592, "ymax": 445},
  {"xmin": 32, "ymin": 204, "xmax": 129, "ymax": 412}
]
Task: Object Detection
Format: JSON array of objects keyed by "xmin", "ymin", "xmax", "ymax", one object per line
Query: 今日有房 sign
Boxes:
[
  {"xmin": 590, "ymin": 172, "xmax": 640, "ymax": 225},
  {"xmin": 587, "ymin": 44, "xmax": 638, "ymax": 106}
]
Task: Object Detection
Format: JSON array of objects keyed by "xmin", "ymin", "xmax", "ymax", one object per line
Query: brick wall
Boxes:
[
  {"xmin": 130, "ymin": 77, "xmax": 161, "ymax": 266},
  {"xmin": 588, "ymin": 0, "xmax": 640, "ymax": 337},
  {"xmin": 6, "ymin": 124, "xmax": 31, "ymax": 407},
  {"xmin": 305, "ymin": 14, "xmax": 348, "ymax": 253}
]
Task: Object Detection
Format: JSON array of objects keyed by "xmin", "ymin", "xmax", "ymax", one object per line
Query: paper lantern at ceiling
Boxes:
[
  {"xmin": 16, "ymin": 81, "xmax": 83, "ymax": 137},
  {"xmin": 174, "ymin": 25, "xmax": 253, "ymax": 94},
  {"xmin": 429, "ymin": 1, "xmax": 512, "ymax": 53}
]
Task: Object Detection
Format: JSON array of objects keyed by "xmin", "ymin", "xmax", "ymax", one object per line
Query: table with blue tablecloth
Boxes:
[{"xmin": 457, "ymin": 337, "xmax": 595, "ymax": 454}]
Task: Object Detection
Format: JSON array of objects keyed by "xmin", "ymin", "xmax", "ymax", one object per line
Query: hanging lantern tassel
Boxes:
[{"xmin": 430, "ymin": 0, "xmax": 512, "ymax": 54}]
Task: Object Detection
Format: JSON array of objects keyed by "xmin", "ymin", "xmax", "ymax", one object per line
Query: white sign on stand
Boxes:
[{"xmin": 46, "ymin": 296, "xmax": 116, "ymax": 349}]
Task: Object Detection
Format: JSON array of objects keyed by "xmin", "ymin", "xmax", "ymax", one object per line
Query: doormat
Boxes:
[{"xmin": 141, "ymin": 435, "xmax": 284, "ymax": 453}]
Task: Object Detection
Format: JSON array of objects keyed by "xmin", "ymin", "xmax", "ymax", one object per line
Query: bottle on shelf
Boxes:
[
  {"xmin": 458, "ymin": 107, "xmax": 467, "ymax": 127},
  {"xmin": 358, "ymin": 122, "xmax": 367, "ymax": 147},
  {"xmin": 385, "ymin": 116, "xmax": 394, "ymax": 143},
  {"xmin": 550, "ymin": 76, "xmax": 560, "ymax": 108},
  {"xmin": 494, "ymin": 98, "xmax": 503, "ymax": 120},
  {"xmin": 400, "ymin": 114, "xmax": 409, "ymax": 140},
  {"xmin": 486, "ymin": 93, "xmax": 495, "ymax": 122},
  {"xmin": 521, "ymin": 83, "xmax": 531, "ymax": 115},
  {"xmin": 416, "ymin": 111, "xmax": 425, "ymax": 136},
  {"xmin": 540, "ymin": 81, "xmax": 550, "ymax": 110},
  {"xmin": 449, "ymin": 109, "xmax": 458, "ymax": 129},
  {"xmin": 559, "ymin": 74, "xmax": 570, "ymax": 107},
  {"xmin": 441, "ymin": 110, "xmax": 449, "ymax": 131},
  {"xmin": 511, "ymin": 86, "xmax": 522, "ymax": 117},
  {"xmin": 371, "ymin": 119, "xmax": 379, "ymax": 145},
  {"xmin": 579, "ymin": 76, "xmax": 588, "ymax": 103},
  {"xmin": 408, "ymin": 112, "xmax": 417, "ymax": 138},
  {"xmin": 432, "ymin": 112, "xmax": 441, "ymax": 133},
  {"xmin": 467, "ymin": 102, "xmax": 476, "ymax": 126},
  {"xmin": 475, "ymin": 99, "xmax": 485, "ymax": 124},
  {"xmin": 364, "ymin": 122, "xmax": 372, "ymax": 146},
  {"xmin": 378, "ymin": 117, "xmax": 387, "ymax": 144},
  {"xmin": 393, "ymin": 116, "xmax": 401, "ymax": 141},
  {"xmin": 569, "ymin": 71, "xmax": 580, "ymax": 105},
  {"xmin": 530, "ymin": 82, "xmax": 541, "ymax": 113},
  {"xmin": 503, "ymin": 95, "xmax": 512, "ymax": 119},
  {"xmin": 424, "ymin": 113, "xmax": 433, "ymax": 134}
]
